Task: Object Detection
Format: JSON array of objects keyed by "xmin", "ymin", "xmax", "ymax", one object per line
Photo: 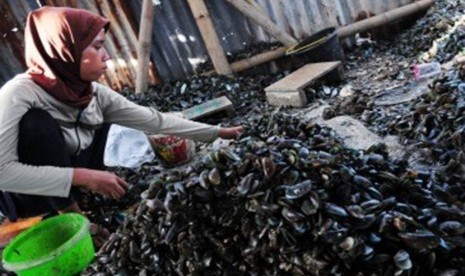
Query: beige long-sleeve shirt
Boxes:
[{"xmin": 0, "ymin": 74, "xmax": 219, "ymax": 197}]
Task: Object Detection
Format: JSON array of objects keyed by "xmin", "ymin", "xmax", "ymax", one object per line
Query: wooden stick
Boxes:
[
  {"xmin": 203, "ymin": 46, "xmax": 287, "ymax": 76},
  {"xmin": 135, "ymin": 0, "xmax": 155, "ymax": 93},
  {"xmin": 112, "ymin": 0, "xmax": 161, "ymax": 85},
  {"xmin": 112, "ymin": 0, "xmax": 139, "ymax": 46},
  {"xmin": 79, "ymin": 0, "xmax": 128, "ymax": 90},
  {"xmin": 187, "ymin": 0, "xmax": 233, "ymax": 76},
  {"xmin": 103, "ymin": 37, "xmax": 128, "ymax": 90},
  {"xmin": 225, "ymin": 0, "xmax": 297, "ymax": 47},
  {"xmin": 100, "ymin": 0, "xmax": 136, "ymax": 86},
  {"xmin": 337, "ymin": 0, "xmax": 434, "ymax": 38}
]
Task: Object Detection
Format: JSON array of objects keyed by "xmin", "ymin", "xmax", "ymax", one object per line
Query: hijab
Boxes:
[{"xmin": 25, "ymin": 6, "xmax": 109, "ymax": 109}]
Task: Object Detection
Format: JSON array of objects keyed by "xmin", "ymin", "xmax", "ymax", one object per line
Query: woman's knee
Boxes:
[
  {"xmin": 19, "ymin": 109, "xmax": 60, "ymax": 139},
  {"xmin": 17, "ymin": 108, "xmax": 69, "ymax": 166}
]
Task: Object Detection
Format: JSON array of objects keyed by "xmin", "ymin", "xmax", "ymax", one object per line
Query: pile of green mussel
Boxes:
[{"xmin": 85, "ymin": 110, "xmax": 465, "ymax": 275}]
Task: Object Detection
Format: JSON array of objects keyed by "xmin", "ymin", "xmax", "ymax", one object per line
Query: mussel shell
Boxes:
[
  {"xmin": 199, "ymin": 170, "xmax": 210, "ymax": 190},
  {"xmin": 281, "ymin": 207, "xmax": 305, "ymax": 222},
  {"xmin": 261, "ymin": 203, "xmax": 280, "ymax": 214},
  {"xmin": 398, "ymin": 231, "xmax": 439, "ymax": 250},
  {"xmin": 346, "ymin": 205, "xmax": 364, "ymax": 219},
  {"xmin": 301, "ymin": 192, "xmax": 320, "ymax": 215},
  {"xmin": 261, "ymin": 157, "xmax": 276, "ymax": 180},
  {"xmin": 339, "ymin": 236, "xmax": 356, "ymax": 251},
  {"xmin": 438, "ymin": 220, "xmax": 465, "ymax": 236},
  {"xmin": 237, "ymin": 173, "xmax": 254, "ymax": 195},
  {"xmin": 393, "ymin": 250, "xmax": 412, "ymax": 270},
  {"xmin": 281, "ymin": 169, "xmax": 300, "ymax": 185},
  {"xmin": 353, "ymin": 175, "xmax": 372, "ymax": 188},
  {"xmin": 324, "ymin": 203, "xmax": 348, "ymax": 218},
  {"xmin": 284, "ymin": 180, "xmax": 312, "ymax": 200},
  {"xmin": 236, "ymin": 157, "xmax": 252, "ymax": 176},
  {"xmin": 208, "ymin": 167, "xmax": 221, "ymax": 185}
]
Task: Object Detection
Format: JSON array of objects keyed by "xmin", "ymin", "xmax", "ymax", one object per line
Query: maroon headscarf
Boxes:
[{"xmin": 25, "ymin": 6, "xmax": 109, "ymax": 108}]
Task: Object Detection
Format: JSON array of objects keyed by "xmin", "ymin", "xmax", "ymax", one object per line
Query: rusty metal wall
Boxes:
[{"xmin": 0, "ymin": 0, "xmax": 416, "ymax": 89}]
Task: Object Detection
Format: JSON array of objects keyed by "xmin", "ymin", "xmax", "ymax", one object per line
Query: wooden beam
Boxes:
[
  {"xmin": 203, "ymin": 46, "xmax": 287, "ymax": 76},
  {"xmin": 225, "ymin": 0, "xmax": 297, "ymax": 47},
  {"xmin": 100, "ymin": 0, "xmax": 137, "ymax": 85},
  {"xmin": 187, "ymin": 0, "xmax": 233, "ymax": 76},
  {"xmin": 79, "ymin": 0, "xmax": 127, "ymax": 90},
  {"xmin": 136, "ymin": 0, "xmax": 155, "ymax": 93},
  {"xmin": 113, "ymin": 0, "xmax": 161, "ymax": 85},
  {"xmin": 337, "ymin": 0, "xmax": 434, "ymax": 38}
]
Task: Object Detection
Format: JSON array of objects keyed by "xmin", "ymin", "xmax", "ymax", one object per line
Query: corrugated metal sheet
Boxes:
[
  {"xmin": 126, "ymin": 0, "xmax": 416, "ymax": 81},
  {"xmin": 0, "ymin": 0, "xmax": 417, "ymax": 89},
  {"xmin": 0, "ymin": 0, "xmax": 36, "ymax": 84},
  {"xmin": 0, "ymin": 0, "xmax": 160, "ymax": 90}
]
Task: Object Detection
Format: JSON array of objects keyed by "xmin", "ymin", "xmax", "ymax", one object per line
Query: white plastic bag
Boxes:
[{"xmin": 104, "ymin": 124, "xmax": 155, "ymax": 170}]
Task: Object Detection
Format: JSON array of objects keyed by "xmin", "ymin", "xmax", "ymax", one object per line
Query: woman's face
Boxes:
[{"xmin": 80, "ymin": 29, "xmax": 110, "ymax": 81}]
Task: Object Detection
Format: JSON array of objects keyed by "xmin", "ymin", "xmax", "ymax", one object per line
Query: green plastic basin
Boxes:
[{"xmin": 1, "ymin": 213, "xmax": 95, "ymax": 276}]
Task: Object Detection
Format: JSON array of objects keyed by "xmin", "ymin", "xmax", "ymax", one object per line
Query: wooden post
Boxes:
[
  {"xmin": 136, "ymin": 0, "xmax": 155, "ymax": 93},
  {"xmin": 113, "ymin": 0, "xmax": 162, "ymax": 85},
  {"xmin": 202, "ymin": 46, "xmax": 287, "ymax": 76},
  {"xmin": 187, "ymin": 0, "xmax": 233, "ymax": 76},
  {"xmin": 79, "ymin": 0, "xmax": 127, "ymax": 90},
  {"xmin": 100, "ymin": 0, "xmax": 137, "ymax": 85},
  {"xmin": 225, "ymin": 0, "xmax": 297, "ymax": 47}
]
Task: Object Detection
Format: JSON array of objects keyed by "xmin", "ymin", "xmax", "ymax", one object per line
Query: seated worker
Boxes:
[{"xmin": 0, "ymin": 6, "xmax": 243, "ymax": 246}]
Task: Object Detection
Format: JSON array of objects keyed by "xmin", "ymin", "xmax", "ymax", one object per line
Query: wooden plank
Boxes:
[
  {"xmin": 187, "ymin": 0, "xmax": 232, "ymax": 76},
  {"xmin": 265, "ymin": 61, "xmax": 341, "ymax": 93},
  {"xmin": 182, "ymin": 96, "xmax": 234, "ymax": 120},
  {"xmin": 225, "ymin": 0, "xmax": 297, "ymax": 46}
]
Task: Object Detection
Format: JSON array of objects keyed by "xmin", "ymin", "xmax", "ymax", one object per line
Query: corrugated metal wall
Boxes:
[
  {"xmin": 0, "ymin": 0, "xmax": 416, "ymax": 89},
  {"xmin": 0, "ymin": 0, "xmax": 35, "ymax": 85}
]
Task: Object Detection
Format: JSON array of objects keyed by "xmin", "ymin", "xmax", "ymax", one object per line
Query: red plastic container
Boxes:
[{"xmin": 149, "ymin": 135, "xmax": 194, "ymax": 167}]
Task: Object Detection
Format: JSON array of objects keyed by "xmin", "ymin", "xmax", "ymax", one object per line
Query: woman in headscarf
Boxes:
[{"xmin": 0, "ymin": 6, "xmax": 242, "ymax": 246}]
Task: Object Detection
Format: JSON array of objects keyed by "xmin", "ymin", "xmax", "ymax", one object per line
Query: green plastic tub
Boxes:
[{"xmin": 2, "ymin": 213, "xmax": 95, "ymax": 276}]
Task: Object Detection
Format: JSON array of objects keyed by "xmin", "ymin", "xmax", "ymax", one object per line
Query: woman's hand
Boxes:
[
  {"xmin": 72, "ymin": 168, "xmax": 128, "ymax": 199},
  {"xmin": 218, "ymin": 125, "xmax": 244, "ymax": 140}
]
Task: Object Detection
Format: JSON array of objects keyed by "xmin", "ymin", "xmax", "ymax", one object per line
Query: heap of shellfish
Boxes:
[{"xmin": 85, "ymin": 110, "xmax": 465, "ymax": 275}]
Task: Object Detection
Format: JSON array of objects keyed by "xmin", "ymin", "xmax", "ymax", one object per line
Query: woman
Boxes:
[{"xmin": 0, "ymin": 6, "xmax": 242, "ymax": 244}]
